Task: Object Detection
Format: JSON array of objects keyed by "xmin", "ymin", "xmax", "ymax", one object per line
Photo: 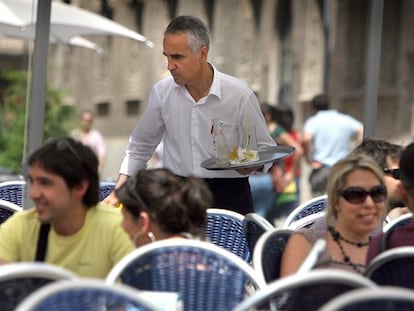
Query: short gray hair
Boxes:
[{"xmin": 164, "ymin": 15, "xmax": 210, "ymax": 53}]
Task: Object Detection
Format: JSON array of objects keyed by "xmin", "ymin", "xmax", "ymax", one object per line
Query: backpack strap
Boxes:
[{"xmin": 35, "ymin": 223, "xmax": 51, "ymax": 261}]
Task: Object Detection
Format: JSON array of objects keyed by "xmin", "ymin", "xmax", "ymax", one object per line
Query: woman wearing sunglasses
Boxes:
[
  {"xmin": 280, "ymin": 154, "xmax": 386, "ymax": 276},
  {"xmin": 114, "ymin": 168, "xmax": 212, "ymax": 247}
]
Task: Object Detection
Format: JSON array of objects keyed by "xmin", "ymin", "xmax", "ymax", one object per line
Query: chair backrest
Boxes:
[
  {"xmin": 15, "ymin": 279, "xmax": 161, "ymax": 311},
  {"xmin": 233, "ymin": 269, "xmax": 377, "ymax": 311},
  {"xmin": 252, "ymin": 228, "xmax": 294, "ymax": 283},
  {"xmin": 0, "ymin": 198, "xmax": 22, "ymax": 224},
  {"xmin": 365, "ymin": 246, "xmax": 414, "ymax": 288},
  {"xmin": 296, "ymin": 238, "xmax": 326, "ymax": 274},
  {"xmin": 283, "ymin": 194, "xmax": 328, "ymax": 228},
  {"xmin": 0, "ymin": 180, "xmax": 26, "ymax": 207},
  {"xmin": 106, "ymin": 239, "xmax": 265, "ymax": 311},
  {"xmin": 319, "ymin": 286, "xmax": 414, "ymax": 311},
  {"xmin": 242, "ymin": 212, "xmax": 274, "ymax": 255},
  {"xmin": 0, "ymin": 262, "xmax": 78, "ymax": 311},
  {"xmin": 98, "ymin": 181, "xmax": 116, "ymax": 201},
  {"xmin": 0, "ymin": 180, "xmax": 117, "ymax": 207},
  {"xmin": 383, "ymin": 213, "xmax": 413, "ymax": 233},
  {"xmin": 380, "ymin": 213, "xmax": 413, "ymax": 252},
  {"xmin": 286, "ymin": 211, "xmax": 326, "ymax": 230},
  {"xmin": 205, "ymin": 208, "xmax": 250, "ymax": 262}
]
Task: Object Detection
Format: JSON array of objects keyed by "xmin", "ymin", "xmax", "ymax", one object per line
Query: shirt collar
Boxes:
[
  {"xmin": 208, "ymin": 64, "xmax": 222, "ymax": 100},
  {"xmin": 173, "ymin": 63, "xmax": 222, "ymax": 101}
]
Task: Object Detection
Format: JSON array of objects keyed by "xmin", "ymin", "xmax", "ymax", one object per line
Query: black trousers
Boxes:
[{"xmin": 203, "ymin": 177, "xmax": 254, "ymax": 215}]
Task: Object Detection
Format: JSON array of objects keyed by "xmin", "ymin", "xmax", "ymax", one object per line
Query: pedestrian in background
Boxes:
[
  {"xmin": 303, "ymin": 94, "xmax": 363, "ymax": 197},
  {"xmin": 71, "ymin": 109, "xmax": 106, "ymax": 174}
]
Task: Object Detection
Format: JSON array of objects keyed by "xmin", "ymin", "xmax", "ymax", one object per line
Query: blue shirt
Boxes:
[{"xmin": 304, "ymin": 110, "xmax": 362, "ymax": 167}]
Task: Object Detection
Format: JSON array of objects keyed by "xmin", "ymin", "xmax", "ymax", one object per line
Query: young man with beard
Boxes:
[{"xmin": 0, "ymin": 138, "xmax": 133, "ymax": 278}]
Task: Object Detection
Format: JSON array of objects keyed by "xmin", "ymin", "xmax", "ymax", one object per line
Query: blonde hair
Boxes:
[{"xmin": 326, "ymin": 154, "xmax": 386, "ymax": 225}]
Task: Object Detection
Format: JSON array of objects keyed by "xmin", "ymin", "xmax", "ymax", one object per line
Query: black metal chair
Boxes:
[
  {"xmin": 365, "ymin": 246, "xmax": 414, "ymax": 289},
  {"xmin": 106, "ymin": 239, "xmax": 265, "ymax": 311},
  {"xmin": 319, "ymin": 286, "xmax": 414, "ymax": 311},
  {"xmin": 0, "ymin": 262, "xmax": 78, "ymax": 311},
  {"xmin": 286, "ymin": 211, "xmax": 326, "ymax": 230},
  {"xmin": 252, "ymin": 228, "xmax": 294, "ymax": 283},
  {"xmin": 0, "ymin": 180, "xmax": 116, "ymax": 207},
  {"xmin": 98, "ymin": 181, "xmax": 115, "ymax": 201},
  {"xmin": 242, "ymin": 212, "xmax": 274, "ymax": 256},
  {"xmin": 15, "ymin": 279, "xmax": 161, "ymax": 311},
  {"xmin": 283, "ymin": 194, "xmax": 327, "ymax": 228},
  {"xmin": 0, "ymin": 180, "xmax": 25, "ymax": 207},
  {"xmin": 205, "ymin": 208, "xmax": 250, "ymax": 262},
  {"xmin": 0, "ymin": 198, "xmax": 22, "ymax": 224},
  {"xmin": 380, "ymin": 213, "xmax": 413, "ymax": 251},
  {"xmin": 233, "ymin": 269, "xmax": 376, "ymax": 311}
]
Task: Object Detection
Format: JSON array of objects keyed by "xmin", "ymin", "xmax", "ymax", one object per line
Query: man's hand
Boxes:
[
  {"xmin": 236, "ymin": 165, "xmax": 264, "ymax": 176},
  {"xmin": 102, "ymin": 191, "xmax": 120, "ymax": 207},
  {"xmin": 102, "ymin": 174, "xmax": 129, "ymax": 207}
]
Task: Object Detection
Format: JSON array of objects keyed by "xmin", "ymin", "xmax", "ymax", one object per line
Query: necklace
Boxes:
[
  {"xmin": 328, "ymin": 226, "xmax": 366, "ymax": 274},
  {"xmin": 327, "ymin": 226, "xmax": 370, "ymax": 247}
]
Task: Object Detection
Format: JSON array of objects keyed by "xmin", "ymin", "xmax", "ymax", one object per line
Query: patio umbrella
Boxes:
[
  {"xmin": 0, "ymin": 34, "xmax": 103, "ymax": 52},
  {"xmin": 0, "ymin": 0, "xmax": 153, "ymax": 154},
  {"xmin": 0, "ymin": 0, "xmax": 154, "ymax": 208},
  {"xmin": 0, "ymin": 0, "xmax": 154, "ymax": 48}
]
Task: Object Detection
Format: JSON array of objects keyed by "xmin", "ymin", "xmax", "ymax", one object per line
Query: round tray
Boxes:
[{"xmin": 200, "ymin": 145, "xmax": 295, "ymax": 170}]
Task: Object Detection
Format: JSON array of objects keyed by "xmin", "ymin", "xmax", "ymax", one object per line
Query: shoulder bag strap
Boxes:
[{"xmin": 35, "ymin": 223, "xmax": 51, "ymax": 262}]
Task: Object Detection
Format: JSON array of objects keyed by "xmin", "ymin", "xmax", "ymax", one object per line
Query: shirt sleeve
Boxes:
[
  {"xmin": 0, "ymin": 214, "xmax": 23, "ymax": 262},
  {"xmin": 120, "ymin": 85, "xmax": 165, "ymax": 176}
]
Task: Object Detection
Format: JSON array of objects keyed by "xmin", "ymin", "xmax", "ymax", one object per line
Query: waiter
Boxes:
[{"xmin": 104, "ymin": 16, "xmax": 276, "ymax": 215}]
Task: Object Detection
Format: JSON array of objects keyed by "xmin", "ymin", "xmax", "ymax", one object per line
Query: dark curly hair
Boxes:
[{"xmin": 115, "ymin": 168, "xmax": 212, "ymax": 238}]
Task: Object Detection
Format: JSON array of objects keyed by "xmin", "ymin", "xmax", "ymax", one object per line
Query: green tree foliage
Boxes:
[{"xmin": 0, "ymin": 70, "xmax": 75, "ymax": 173}]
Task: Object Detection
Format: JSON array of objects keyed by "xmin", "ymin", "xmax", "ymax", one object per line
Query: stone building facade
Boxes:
[{"xmin": 1, "ymin": 0, "xmax": 413, "ymax": 179}]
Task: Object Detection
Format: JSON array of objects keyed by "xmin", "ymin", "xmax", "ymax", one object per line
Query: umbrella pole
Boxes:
[{"xmin": 23, "ymin": 0, "xmax": 52, "ymax": 209}]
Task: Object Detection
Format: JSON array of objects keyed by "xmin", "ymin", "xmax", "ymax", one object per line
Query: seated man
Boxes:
[
  {"xmin": 0, "ymin": 138, "xmax": 133, "ymax": 278},
  {"xmin": 367, "ymin": 142, "xmax": 414, "ymax": 263}
]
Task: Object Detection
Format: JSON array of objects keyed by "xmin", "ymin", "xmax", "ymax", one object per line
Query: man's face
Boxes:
[
  {"xmin": 79, "ymin": 112, "xmax": 93, "ymax": 132},
  {"xmin": 162, "ymin": 32, "xmax": 206, "ymax": 86},
  {"xmin": 28, "ymin": 163, "xmax": 76, "ymax": 224},
  {"xmin": 384, "ymin": 157, "xmax": 405, "ymax": 210}
]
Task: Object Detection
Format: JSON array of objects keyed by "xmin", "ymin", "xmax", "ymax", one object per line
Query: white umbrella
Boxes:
[
  {"xmin": 0, "ymin": 33, "xmax": 103, "ymax": 52},
  {"xmin": 0, "ymin": 0, "xmax": 154, "ymax": 47},
  {"xmin": 67, "ymin": 36, "xmax": 103, "ymax": 53},
  {"xmin": 0, "ymin": 0, "xmax": 154, "ymax": 208}
]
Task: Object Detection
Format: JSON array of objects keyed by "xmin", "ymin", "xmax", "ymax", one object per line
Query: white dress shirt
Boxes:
[{"xmin": 120, "ymin": 65, "xmax": 276, "ymax": 178}]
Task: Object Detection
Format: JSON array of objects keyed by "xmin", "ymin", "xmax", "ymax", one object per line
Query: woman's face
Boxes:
[{"xmin": 335, "ymin": 168, "xmax": 386, "ymax": 235}]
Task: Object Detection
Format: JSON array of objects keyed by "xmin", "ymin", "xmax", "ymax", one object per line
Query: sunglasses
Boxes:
[
  {"xmin": 339, "ymin": 185, "xmax": 387, "ymax": 204},
  {"xmin": 46, "ymin": 138, "xmax": 82, "ymax": 161},
  {"xmin": 125, "ymin": 176, "xmax": 151, "ymax": 212},
  {"xmin": 383, "ymin": 168, "xmax": 400, "ymax": 180}
]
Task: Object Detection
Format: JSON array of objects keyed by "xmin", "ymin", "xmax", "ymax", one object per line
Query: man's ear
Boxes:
[
  {"xmin": 72, "ymin": 180, "xmax": 89, "ymax": 199},
  {"xmin": 200, "ymin": 45, "xmax": 208, "ymax": 61}
]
